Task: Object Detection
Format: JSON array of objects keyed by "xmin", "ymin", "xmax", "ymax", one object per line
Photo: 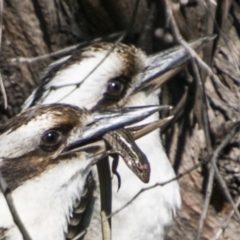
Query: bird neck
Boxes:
[{"xmin": 0, "ymin": 157, "xmax": 91, "ymax": 240}]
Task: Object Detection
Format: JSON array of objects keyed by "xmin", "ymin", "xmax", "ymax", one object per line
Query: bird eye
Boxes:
[
  {"xmin": 106, "ymin": 77, "xmax": 126, "ymax": 99},
  {"xmin": 40, "ymin": 130, "xmax": 62, "ymax": 152},
  {"xmin": 107, "ymin": 80, "xmax": 124, "ymax": 96}
]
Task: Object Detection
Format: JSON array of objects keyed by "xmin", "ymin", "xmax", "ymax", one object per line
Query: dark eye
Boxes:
[
  {"xmin": 106, "ymin": 78, "xmax": 125, "ymax": 98},
  {"xmin": 40, "ymin": 130, "xmax": 62, "ymax": 152}
]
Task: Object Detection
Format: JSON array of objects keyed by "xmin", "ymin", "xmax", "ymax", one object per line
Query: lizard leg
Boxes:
[{"xmin": 111, "ymin": 153, "xmax": 121, "ymax": 191}]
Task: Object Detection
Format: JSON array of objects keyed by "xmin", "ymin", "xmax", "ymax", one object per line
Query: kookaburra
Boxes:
[
  {"xmin": 21, "ymin": 37, "xmax": 211, "ymax": 240},
  {"xmin": 0, "ymin": 103, "xmax": 163, "ymax": 240}
]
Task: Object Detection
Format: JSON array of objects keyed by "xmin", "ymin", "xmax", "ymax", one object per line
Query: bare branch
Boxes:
[
  {"xmin": 163, "ymin": 1, "xmax": 240, "ymax": 239},
  {"xmin": 0, "ymin": 74, "xmax": 7, "ymax": 109},
  {"xmin": 0, "ymin": 0, "xmax": 2, "ymax": 47},
  {"xmin": 164, "ymin": 2, "xmax": 214, "ymax": 238},
  {"xmin": 212, "ymin": 197, "xmax": 240, "ymax": 240},
  {"xmin": 0, "ymin": 0, "xmax": 7, "ymax": 109},
  {"xmin": 10, "ymin": 32, "xmax": 123, "ymax": 65}
]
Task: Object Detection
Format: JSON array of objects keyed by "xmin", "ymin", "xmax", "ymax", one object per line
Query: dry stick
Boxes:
[
  {"xmin": 211, "ymin": 3, "xmax": 240, "ymax": 229},
  {"xmin": 72, "ymin": 228, "xmax": 88, "ymax": 240},
  {"xmin": 202, "ymin": 0, "xmax": 240, "ymax": 117},
  {"xmin": 163, "ymin": 2, "xmax": 220, "ymax": 95},
  {"xmin": 0, "ymin": 0, "xmax": 7, "ymax": 109},
  {"xmin": 209, "ymin": 123, "xmax": 240, "ymax": 224},
  {"xmin": 202, "ymin": 0, "xmax": 231, "ymax": 59},
  {"xmin": 10, "ymin": 31, "xmax": 123, "ymax": 64},
  {"xmin": 0, "ymin": 172, "xmax": 32, "ymax": 240},
  {"xmin": 0, "ymin": 0, "xmax": 2, "ymax": 46},
  {"xmin": 212, "ymin": 151, "xmax": 240, "ymax": 218},
  {"xmin": 191, "ymin": 59, "xmax": 215, "ymax": 240},
  {"xmin": 0, "ymin": 74, "xmax": 7, "ymax": 109},
  {"xmin": 108, "ymin": 161, "xmax": 203, "ymax": 219},
  {"xmin": 201, "ymin": 123, "xmax": 240, "ymax": 237},
  {"xmin": 212, "ymin": 197, "xmax": 240, "ymax": 240},
  {"xmin": 108, "ymin": 122, "xmax": 240, "ymax": 220},
  {"xmin": 198, "ymin": 164, "xmax": 215, "ymax": 237},
  {"xmin": 191, "ymin": 60, "xmax": 214, "ymax": 234},
  {"xmin": 163, "ymin": 2, "xmax": 214, "ymax": 239},
  {"xmin": 164, "ymin": 1, "xmax": 240, "ymax": 238}
]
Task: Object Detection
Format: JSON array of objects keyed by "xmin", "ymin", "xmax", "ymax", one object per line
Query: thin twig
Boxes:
[
  {"xmin": 108, "ymin": 161, "xmax": 203, "ymax": 219},
  {"xmin": 211, "ymin": 197, "xmax": 240, "ymax": 240},
  {"xmin": 164, "ymin": 1, "xmax": 240, "ymax": 239},
  {"xmin": 0, "ymin": 0, "xmax": 7, "ymax": 109},
  {"xmin": 0, "ymin": 74, "xmax": 7, "ymax": 109},
  {"xmin": 164, "ymin": 1, "xmax": 215, "ymax": 238},
  {"xmin": 198, "ymin": 165, "xmax": 215, "ymax": 238},
  {"xmin": 10, "ymin": 32, "xmax": 123, "ymax": 64},
  {"xmin": 108, "ymin": 155, "xmax": 207, "ymax": 219},
  {"xmin": 72, "ymin": 228, "xmax": 88, "ymax": 240},
  {"xmin": 164, "ymin": 1, "xmax": 223, "ymax": 97},
  {"xmin": 108, "ymin": 122, "xmax": 240, "ymax": 221},
  {"xmin": 0, "ymin": 0, "xmax": 2, "ymax": 46},
  {"xmin": 212, "ymin": 154, "xmax": 240, "ymax": 222},
  {"xmin": 0, "ymin": 172, "xmax": 32, "ymax": 240},
  {"xmin": 191, "ymin": 59, "xmax": 214, "ymax": 240},
  {"xmin": 198, "ymin": 123, "xmax": 240, "ymax": 238}
]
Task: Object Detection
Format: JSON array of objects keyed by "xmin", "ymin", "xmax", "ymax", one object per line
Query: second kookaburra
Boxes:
[
  {"xmin": 22, "ymin": 37, "xmax": 211, "ymax": 239},
  {"xmin": 0, "ymin": 104, "xmax": 162, "ymax": 240}
]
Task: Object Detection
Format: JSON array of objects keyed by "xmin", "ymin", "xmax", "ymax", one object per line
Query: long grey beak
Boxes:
[
  {"xmin": 126, "ymin": 116, "xmax": 173, "ymax": 139},
  {"xmin": 133, "ymin": 35, "xmax": 216, "ymax": 94},
  {"xmin": 64, "ymin": 115, "xmax": 174, "ymax": 160},
  {"xmin": 67, "ymin": 105, "xmax": 171, "ymax": 149}
]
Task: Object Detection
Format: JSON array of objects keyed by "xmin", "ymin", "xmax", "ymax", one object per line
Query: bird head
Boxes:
[
  {"xmin": 0, "ymin": 104, "xmax": 163, "ymax": 191},
  {"xmin": 22, "ymin": 36, "xmax": 213, "ymax": 111},
  {"xmin": 0, "ymin": 103, "xmax": 166, "ymax": 239}
]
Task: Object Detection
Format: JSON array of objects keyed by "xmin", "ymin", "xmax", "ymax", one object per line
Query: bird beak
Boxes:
[
  {"xmin": 61, "ymin": 113, "xmax": 173, "ymax": 165},
  {"xmin": 133, "ymin": 35, "xmax": 215, "ymax": 94},
  {"xmin": 66, "ymin": 105, "xmax": 171, "ymax": 152},
  {"xmin": 126, "ymin": 115, "xmax": 173, "ymax": 140}
]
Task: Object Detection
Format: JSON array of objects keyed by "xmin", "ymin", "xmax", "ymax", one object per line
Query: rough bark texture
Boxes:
[{"xmin": 1, "ymin": 0, "xmax": 240, "ymax": 239}]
